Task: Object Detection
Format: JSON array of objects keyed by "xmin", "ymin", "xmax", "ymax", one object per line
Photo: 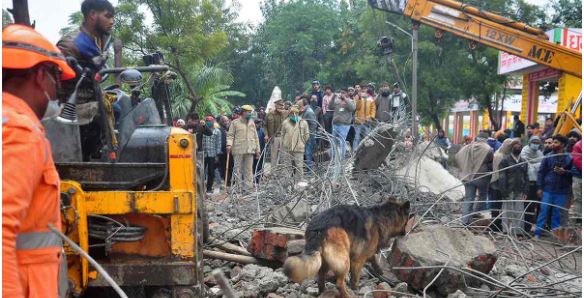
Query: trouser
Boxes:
[
  {"xmin": 204, "ymin": 156, "xmax": 216, "ymax": 192},
  {"xmin": 232, "ymin": 154, "xmax": 254, "ymax": 191},
  {"xmin": 489, "ymin": 186, "xmax": 503, "ymax": 232},
  {"xmin": 283, "ymin": 151, "xmax": 304, "ymax": 180},
  {"xmin": 217, "ymin": 153, "xmax": 233, "ymax": 187},
  {"xmin": 524, "ymin": 182, "xmax": 540, "ymax": 231},
  {"xmin": 304, "ymin": 135, "xmax": 316, "ymax": 172},
  {"xmin": 353, "ymin": 123, "xmax": 370, "ymax": 151},
  {"xmin": 535, "ymin": 192, "xmax": 569, "ymax": 237},
  {"xmin": 462, "ymin": 178, "xmax": 489, "ymax": 225},
  {"xmin": 501, "ymin": 192, "xmax": 525, "ymax": 235},
  {"xmin": 270, "ymin": 136, "xmax": 283, "ymax": 167},
  {"xmin": 332, "ymin": 124, "xmax": 351, "ymax": 160},
  {"xmin": 323, "ymin": 111, "xmax": 334, "ymax": 134},
  {"xmin": 570, "ymin": 178, "xmax": 582, "ymax": 224}
]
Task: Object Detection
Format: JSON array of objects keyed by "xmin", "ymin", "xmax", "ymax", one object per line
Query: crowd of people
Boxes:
[
  {"xmin": 172, "ymin": 80, "xmax": 410, "ymax": 194},
  {"xmin": 454, "ymin": 121, "xmax": 582, "ymax": 238}
]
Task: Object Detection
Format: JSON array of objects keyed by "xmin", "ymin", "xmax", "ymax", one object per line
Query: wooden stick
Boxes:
[
  {"xmin": 224, "ymin": 153, "xmax": 230, "ymax": 194},
  {"xmin": 203, "ymin": 249, "xmax": 260, "ymax": 265},
  {"xmin": 212, "ymin": 269, "xmax": 238, "ymax": 298},
  {"xmin": 207, "ymin": 236, "xmax": 251, "ymax": 256}
]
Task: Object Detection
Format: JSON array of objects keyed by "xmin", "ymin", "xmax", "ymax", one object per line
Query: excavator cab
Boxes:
[{"xmin": 45, "ymin": 55, "xmax": 206, "ymax": 297}]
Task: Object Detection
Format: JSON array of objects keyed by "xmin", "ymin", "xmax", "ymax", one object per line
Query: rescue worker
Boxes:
[
  {"xmin": 389, "ymin": 82, "xmax": 409, "ymax": 123},
  {"xmin": 281, "ymin": 105, "xmax": 310, "ymax": 180},
  {"xmin": 3, "ymin": 24, "xmax": 76, "ymax": 298},
  {"xmin": 226, "ymin": 105, "xmax": 261, "ymax": 192},
  {"xmin": 265, "ymin": 99, "xmax": 288, "ymax": 169}
]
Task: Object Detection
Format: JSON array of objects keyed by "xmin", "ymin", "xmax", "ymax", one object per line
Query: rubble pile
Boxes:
[{"xmin": 201, "ymin": 124, "xmax": 582, "ymax": 298}]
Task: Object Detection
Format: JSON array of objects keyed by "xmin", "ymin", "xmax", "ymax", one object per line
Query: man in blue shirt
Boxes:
[{"xmin": 535, "ymin": 135, "xmax": 573, "ymax": 238}]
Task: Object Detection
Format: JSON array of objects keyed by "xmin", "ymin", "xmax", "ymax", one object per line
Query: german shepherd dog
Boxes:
[{"xmin": 283, "ymin": 200, "xmax": 411, "ymax": 298}]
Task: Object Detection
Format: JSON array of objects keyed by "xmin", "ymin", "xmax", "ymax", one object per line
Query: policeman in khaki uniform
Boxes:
[
  {"xmin": 226, "ymin": 105, "xmax": 261, "ymax": 191},
  {"xmin": 3, "ymin": 24, "xmax": 76, "ymax": 298}
]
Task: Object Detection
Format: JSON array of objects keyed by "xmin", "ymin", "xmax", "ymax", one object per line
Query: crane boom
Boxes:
[{"xmin": 369, "ymin": 0, "xmax": 582, "ymax": 78}]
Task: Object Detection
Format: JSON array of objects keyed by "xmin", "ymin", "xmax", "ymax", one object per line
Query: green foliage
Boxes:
[
  {"xmin": 170, "ymin": 65, "xmax": 244, "ymax": 119},
  {"xmin": 550, "ymin": 0, "xmax": 582, "ymax": 27},
  {"xmin": 59, "ymin": 11, "xmax": 83, "ymax": 37},
  {"xmin": 2, "ymin": 9, "xmax": 13, "ymax": 27}
]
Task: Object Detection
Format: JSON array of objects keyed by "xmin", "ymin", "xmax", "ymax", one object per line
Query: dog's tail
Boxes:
[{"xmin": 283, "ymin": 251, "xmax": 322, "ymax": 283}]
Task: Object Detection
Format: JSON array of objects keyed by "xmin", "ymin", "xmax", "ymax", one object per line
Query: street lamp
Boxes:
[{"xmin": 385, "ymin": 20, "xmax": 418, "ymax": 139}]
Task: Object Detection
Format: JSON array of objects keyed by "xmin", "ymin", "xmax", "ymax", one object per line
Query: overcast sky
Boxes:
[{"xmin": 3, "ymin": 0, "xmax": 550, "ymax": 44}]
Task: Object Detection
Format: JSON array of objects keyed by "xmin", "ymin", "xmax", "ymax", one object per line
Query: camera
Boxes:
[{"xmin": 377, "ymin": 36, "xmax": 394, "ymax": 55}]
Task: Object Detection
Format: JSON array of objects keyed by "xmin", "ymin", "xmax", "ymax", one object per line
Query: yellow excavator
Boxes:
[
  {"xmin": 368, "ymin": 0, "xmax": 582, "ymax": 133},
  {"xmin": 46, "ymin": 53, "xmax": 207, "ymax": 297}
]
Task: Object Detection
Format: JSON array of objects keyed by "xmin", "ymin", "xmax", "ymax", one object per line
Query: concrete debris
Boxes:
[
  {"xmin": 352, "ymin": 123, "xmax": 397, "ymax": 172},
  {"xmin": 270, "ymin": 199, "xmax": 312, "ymax": 225},
  {"xmin": 396, "ymin": 154, "xmax": 464, "ymax": 201},
  {"xmin": 389, "ymin": 225, "xmax": 497, "ymax": 295},
  {"xmin": 200, "ymin": 122, "xmax": 581, "ymax": 298},
  {"xmin": 446, "ymin": 289, "xmax": 467, "ymax": 298}
]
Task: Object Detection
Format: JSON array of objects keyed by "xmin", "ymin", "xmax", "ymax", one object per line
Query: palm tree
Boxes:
[{"xmin": 170, "ymin": 65, "xmax": 245, "ymax": 119}]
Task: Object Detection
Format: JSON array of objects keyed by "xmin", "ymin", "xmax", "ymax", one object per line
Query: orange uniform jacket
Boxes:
[{"xmin": 2, "ymin": 92, "xmax": 63, "ymax": 298}]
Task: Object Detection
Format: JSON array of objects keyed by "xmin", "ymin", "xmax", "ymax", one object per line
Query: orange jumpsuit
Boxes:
[{"xmin": 2, "ymin": 92, "xmax": 63, "ymax": 298}]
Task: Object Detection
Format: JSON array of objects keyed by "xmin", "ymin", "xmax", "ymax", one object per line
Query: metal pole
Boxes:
[{"xmin": 412, "ymin": 22, "xmax": 419, "ymax": 139}]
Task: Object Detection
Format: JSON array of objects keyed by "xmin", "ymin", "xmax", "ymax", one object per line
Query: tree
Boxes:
[
  {"xmin": 170, "ymin": 65, "xmax": 244, "ymax": 119},
  {"xmin": 114, "ymin": 0, "xmax": 231, "ymax": 109},
  {"xmin": 550, "ymin": 0, "xmax": 582, "ymax": 27},
  {"xmin": 59, "ymin": 12, "xmax": 83, "ymax": 37}
]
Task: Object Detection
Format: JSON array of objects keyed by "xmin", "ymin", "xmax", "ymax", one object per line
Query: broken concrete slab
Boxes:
[
  {"xmin": 388, "ymin": 225, "xmax": 497, "ymax": 296},
  {"xmin": 352, "ymin": 123, "xmax": 397, "ymax": 172},
  {"xmin": 396, "ymin": 155, "xmax": 465, "ymax": 201},
  {"xmin": 247, "ymin": 227, "xmax": 304, "ymax": 262},
  {"xmin": 270, "ymin": 199, "xmax": 311, "ymax": 225}
]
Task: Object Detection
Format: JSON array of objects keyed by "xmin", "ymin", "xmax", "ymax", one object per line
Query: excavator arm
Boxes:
[{"xmin": 369, "ymin": 0, "xmax": 582, "ymax": 78}]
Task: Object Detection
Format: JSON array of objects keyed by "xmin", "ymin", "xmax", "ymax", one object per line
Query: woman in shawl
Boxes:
[
  {"xmin": 489, "ymin": 138, "xmax": 515, "ymax": 231},
  {"xmin": 498, "ymin": 139, "xmax": 529, "ymax": 235}
]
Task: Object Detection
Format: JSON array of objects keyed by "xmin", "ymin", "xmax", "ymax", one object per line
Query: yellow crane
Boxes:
[{"xmin": 369, "ymin": 0, "xmax": 582, "ymax": 133}]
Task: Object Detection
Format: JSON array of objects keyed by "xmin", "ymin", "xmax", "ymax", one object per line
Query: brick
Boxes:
[{"xmin": 246, "ymin": 227, "xmax": 304, "ymax": 262}]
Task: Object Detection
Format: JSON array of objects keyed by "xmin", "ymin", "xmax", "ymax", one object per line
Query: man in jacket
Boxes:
[
  {"xmin": 435, "ymin": 129, "xmax": 452, "ymax": 151},
  {"xmin": 329, "ymin": 88, "xmax": 356, "ymax": 160},
  {"xmin": 217, "ymin": 115, "xmax": 233, "ymax": 187},
  {"xmin": 57, "ymin": 0, "xmax": 115, "ymax": 158},
  {"xmin": 3, "ymin": 24, "xmax": 76, "ymax": 298},
  {"xmin": 512, "ymin": 115, "xmax": 525, "ymax": 139},
  {"xmin": 541, "ymin": 118, "xmax": 555, "ymax": 139},
  {"xmin": 281, "ymin": 105, "xmax": 310, "ymax": 180},
  {"xmin": 375, "ymin": 82, "xmax": 392, "ymax": 123},
  {"xmin": 265, "ymin": 99, "xmax": 288, "ymax": 169},
  {"xmin": 455, "ymin": 131, "xmax": 494, "ymax": 226},
  {"xmin": 202, "ymin": 116, "xmax": 222, "ymax": 194},
  {"xmin": 499, "ymin": 139, "xmax": 529, "ymax": 234},
  {"xmin": 535, "ymin": 135, "xmax": 573, "ymax": 238},
  {"xmin": 353, "ymin": 90, "xmax": 376, "ymax": 151},
  {"xmin": 521, "ymin": 136, "xmax": 544, "ymax": 232},
  {"xmin": 322, "ymin": 85, "xmax": 336, "ymax": 133},
  {"xmin": 297, "ymin": 98, "xmax": 317, "ymax": 172},
  {"xmin": 389, "ymin": 82, "xmax": 409, "ymax": 124},
  {"xmin": 310, "ymin": 80, "xmax": 324, "ymax": 112},
  {"xmin": 227, "ymin": 105, "xmax": 261, "ymax": 191}
]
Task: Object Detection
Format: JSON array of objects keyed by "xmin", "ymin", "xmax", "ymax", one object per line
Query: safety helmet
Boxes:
[
  {"xmin": 241, "ymin": 105, "xmax": 254, "ymax": 112},
  {"xmin": 2, "ymin": 24, "xmax": 75, "ymax": 80}
]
